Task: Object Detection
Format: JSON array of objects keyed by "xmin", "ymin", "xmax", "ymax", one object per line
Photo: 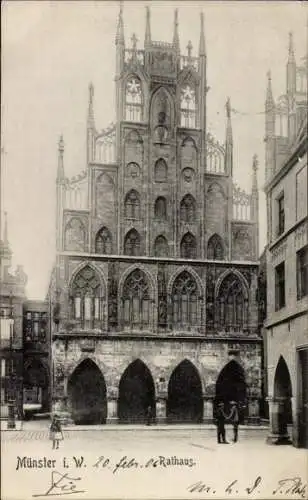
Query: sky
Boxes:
[{"xmin": 1, "ymin": 0, "xmax": 307, "ymax": 300}]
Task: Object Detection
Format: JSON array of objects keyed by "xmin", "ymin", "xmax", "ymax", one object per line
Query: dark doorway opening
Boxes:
[
  {"xmin": 215, "ymin": 360, "xmax": 247, "ymax": 423},
  {"xmin": 298, "ymin": 349, "xmax": 308, "ymax": 448},
  {"xmin": 118, "ymin": 360, "xmax": 155, "ymax": 423},
  {"xmin": 274, "ymin": 356, "xmax": 293, "ymax": 433},
  {"xmin": 167, "ymin": 360, "xmax": 203, "ymax": 423},
  {"xmin": 67, "ymin": 359, "xmax": 107, "ymax": 425},
  {"xmin": 23, "ymin": 359, "xmax": 49, "ymax": 418}
]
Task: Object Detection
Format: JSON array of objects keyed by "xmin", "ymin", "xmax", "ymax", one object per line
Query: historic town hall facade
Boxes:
[{"xmin": 50, "ymin": 7, "xmax": 261, "ymax": 424}]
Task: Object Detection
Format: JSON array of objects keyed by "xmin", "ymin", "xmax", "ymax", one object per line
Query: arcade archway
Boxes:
[
  {"xmin": 215, "ymin": 360, "xmax": 247, "ymax": 423},
  {"xmin": 118, "ymin": 360, "xmax": 155, "ymax": 423},
  {"xmin": 167, "ymin": 360, "xmax": 203, "ymax": 423},
  {"xmin": 67, "ymin": 359, "xmax": 107, "ymax": 425},
  {"xmin": 273, "ymin": 356, "xmax": 293, "ymax": 433}
]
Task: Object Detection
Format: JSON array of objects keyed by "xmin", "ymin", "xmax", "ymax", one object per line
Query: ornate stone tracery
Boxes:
[
  {"xmin": 70, "ymin": 265, "xmax": 103, "ymax": 328},
  {"xmin": 95, "ymin": 227, "xmax": 113, "ymax": 254},
  {"xmin": 216, "ymin": 273, "xmax": 248, "ymax": 330},
  {"xmin": 122, "ymin": 269, "xmax": 150, "ymax": 328},
  {"xmin": 125, "ymin": 76, "xmax": 143, "ymax": 122},
  {"xmin": 172, "ymin": 271, "xmax": 198, "ymax": 327}
]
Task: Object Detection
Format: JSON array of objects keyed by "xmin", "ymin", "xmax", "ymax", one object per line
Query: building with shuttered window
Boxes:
[
  {"xmin": 0, "ymin": 212, "xmax": 27, "ymax": 419},
  {"xmin": 49, "ymin": 7, "xmax": 261, "ymax": 425},
  {"xmin": 264, "ymin": 32, "xmax": 308, "ymax": 448}
]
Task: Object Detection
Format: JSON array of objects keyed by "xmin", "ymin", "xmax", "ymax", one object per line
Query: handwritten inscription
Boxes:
[
  {"xmin": 187, "ymin": 476, "xmax": 307, "ymax": 498},
  {"xmin": 32, "ymin": 471, "xmax": 85, "ymax": 497}
]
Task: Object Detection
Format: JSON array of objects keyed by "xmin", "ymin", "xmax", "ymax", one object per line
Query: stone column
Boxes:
[
  {"xmin": 247, "ymin": 399, "xmax": 260, "ymax": 424},
  {"xmin": 106, "ymin": 399, "xmax": 118, "ymax": 424},
  {"xmin": 107, "ymin": 388, "xmax": 118, "ymax": 424},
  {"xmin": 156, "ymin": 396, "xmax": 167, "ymax": 424},
  {"xmin": 266, "ymin": 397, "xmax": 292, "ymax": 445},
  {"xmin": 203, "ymin": 397, "xmax": 214, "ymax": 423}
]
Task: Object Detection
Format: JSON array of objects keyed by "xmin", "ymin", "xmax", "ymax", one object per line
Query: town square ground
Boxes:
[{"xmin": 1, "ymin": 422, "xmax": 307, "ymax": 500}]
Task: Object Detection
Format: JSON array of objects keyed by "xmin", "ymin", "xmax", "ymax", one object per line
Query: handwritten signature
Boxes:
[
  {"xmin": 32, "ymin": 471, "xmax": 85, "ymax": 497},
  {"xmin": 188, "ymin": 476, "xmax": 307, "ymax": 498}
]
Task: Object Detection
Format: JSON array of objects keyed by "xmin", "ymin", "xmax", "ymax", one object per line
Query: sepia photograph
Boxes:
[{"xmin": 1, "ymin": 1, "xmax": 307, "ymax": 499}]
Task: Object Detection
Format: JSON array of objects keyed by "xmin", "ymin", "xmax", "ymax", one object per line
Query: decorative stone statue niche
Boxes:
[{"xmin": 152, "ymin": 88, "xmax": 172, "ymax": 144}]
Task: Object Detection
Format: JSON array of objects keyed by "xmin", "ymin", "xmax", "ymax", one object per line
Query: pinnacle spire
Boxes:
[
  {"xmin": 145, "ymin": 5, "xmax": 151, "ymax": 46},
  {"xmin": 225, "ymin": 97, "xmax": 233, "ymax": 143},
  {"xmin": 252, "ymin": 154, "xmax": 258, "ymax": 192},
  {"xmin": 288, "ymin": 31, "xmax": 295, "ymax": 63},
  {"xmin": 173, "ymin": 9, "xmax": 180, "ymax": 52},
  {"xmin": 266, "ymin": 71, "xmax": 274, "ymax": 105},
  {"xmin": 115, "ymin": 1, "xmax": 124, "ymax": 45},
  {"xmin": 57, "ymin": 135, "xmax": 65, "ymax": 181},
  {"xmin": 3, "ymin": 211, "xmax": 8, "ymax": 244},
  {"xmin": 88, "ymin": 82, "xmax": 95, "ymax": 128},
  {"xmin": 199, "ymin": 11, "xmax": 205, "ymax": 56}
]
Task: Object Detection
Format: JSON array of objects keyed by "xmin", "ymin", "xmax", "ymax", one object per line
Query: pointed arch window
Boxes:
[
  {"xmin": 124, "ymin": 189, "xmax": 140, "ymax": 219},
  {"xmin": 125, "ymin": 76, "xmax": 143, "ymax": 122},
  {"xmin": 180, "ymin": 85, "xmax": 196, "ymax": 128},
  {"xmin": 180, "ymin": 233, "xmax": 197, "ymax": 259},
  {"xmin": 217, "ymin": 274, "xmax": 248, "ymax": 330},
  {"xmin": 154, "ymin": 235, "xmax": 169, "ymax": 257},
  {"xmin": 95, "ymin": 227, "xmax": 112, "ymax": 254},
  {"xmin": 124, "ymin": 229, "xmax": 141, "ymax": 256},
  {"xmin": 154, "ymin": 158, "xmax": 168, "ymax": 182},
  {"xmin": 154, "ymin": 197, "xmax": 167, "ymax": 220},
  {"xmin": 64, "ymin": 218, "xmax": 86, "ymax": 252},
  {"xmin": 180, "ymin": 194, "xmax": 196, "ymax": 223},
  {"xmin": 122, "ymin": 269, "xmax": 150, "ymax": 328},
  {"xmin": 70, "ymin": 266, "xmax": 103, "ymax": 328},
  {"xmin": 172, "ymin": 271, "xmax": 198, "ymax": 327},
  {"xmin": 207, "ymin": 234, "xmax": 224, "ymax": 260}
]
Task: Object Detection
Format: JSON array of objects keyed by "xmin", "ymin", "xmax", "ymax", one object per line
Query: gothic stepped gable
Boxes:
[{"xmin": 51, "ymin": 6, "xmax": 262, "ymax": 425}]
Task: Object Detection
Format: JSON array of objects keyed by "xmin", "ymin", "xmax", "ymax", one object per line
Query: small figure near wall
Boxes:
[
  {"xmin": 228, "ymin": 401, "xmax": 240, "ymax": 442},
  {"xmin": 49, "ymin": 414, "xmax": 64, "ymax": 450},
  {"xmin": 146, "ymin": 405, "xmax": 153, "ymax": 426}
]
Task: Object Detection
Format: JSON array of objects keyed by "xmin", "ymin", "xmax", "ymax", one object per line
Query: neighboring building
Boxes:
[
  {"xmin": 0, "ymin": 212, "xmax": 27, "ymax": 419},
  {"xmin": 22, "ymin": 300, "xmax": 50, "ymax": 418},
  {"xmin": 264, "ymin": 32, "xmax": 308, "ymax": 447},
  {"xmin": 50, "ymin": 7, "xmax": 262, "ymax": 425},
  {"xmin": 258, "ymin": 248, "xmax": 268, "ymax": 421}
]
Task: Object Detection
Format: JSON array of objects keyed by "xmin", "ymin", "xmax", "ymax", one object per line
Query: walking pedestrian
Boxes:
[
  {"xmin": 215, "ymin": 402, "xmax": 229, "ymax": 444},
  {"xmin": 49, "ymin": 414, "xmax": 64, "ymax": 450},
  {"xmin": 228, "ymin": 401, "xmax": 239, "ymax": 442}
]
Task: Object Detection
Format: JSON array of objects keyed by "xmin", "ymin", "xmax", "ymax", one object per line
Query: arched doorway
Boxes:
[
  {"xmin": 23, "ymin": 359, "xmax": 49, "ymax": 416},
  {"xmin": 118, "ymin": 360, "xmax": 155, "ymax": 423},
  {"xmin": 67, "ymin": 359, "xmax": 107, "ymax": 425},
  {"xmin": 215, "ymin": 360, "xmax": 247, "ymax": 423},
  {"xmin": 167, "ymin": 360, "xmax": 203, "ymax": 423},
  {"xmin": 273, "ymin": 356, "xmax": 293, "ymax": 435}
]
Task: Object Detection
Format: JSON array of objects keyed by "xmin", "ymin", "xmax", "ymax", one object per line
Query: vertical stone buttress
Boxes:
[
  {"xmin": 115, "ymin": 3, "xmax": 125, "ymax": 254},
  {"xmin": 225, "ymin": 98, "xmax": 233, "ymax": 260},
  {"xmin": 251, "ymin": 154, "xmax": 259, "ymax": 260},
  {"xmin": 286, "ymin": 32, "xmax": 297, "ymax": 142},
  {"xmin": 199, "ymin": 12, "xmax": 207, "ymax": 258}
]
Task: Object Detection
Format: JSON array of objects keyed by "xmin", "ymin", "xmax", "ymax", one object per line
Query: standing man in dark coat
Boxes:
[
  {"xmin": 215, "ymin": 402, "xmax": 229, "ymax": 444},
  {"xmin": 229, "ymin": 401, "xmax": 240, "ymax": 442}
]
